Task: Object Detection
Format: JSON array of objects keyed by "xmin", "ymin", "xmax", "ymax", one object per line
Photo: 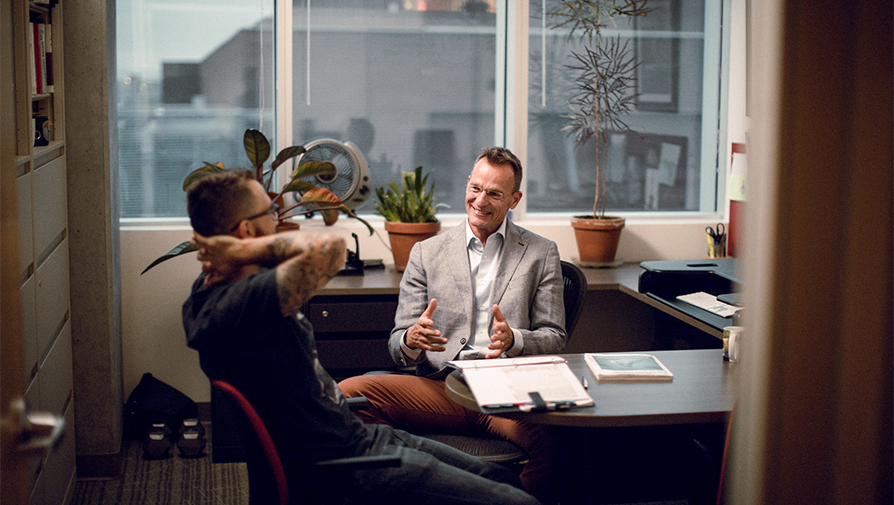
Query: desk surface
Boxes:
[
  {"xmin": 319, "ymin": 264, "xmax": 723, "ymax": 338},
  {"xmin": 321, "ymin": 263, "xmax": 645, "ymax": 295},
  {"xmin": 445, "ymin": 349, "xmax": 736, "ymax": 428}
]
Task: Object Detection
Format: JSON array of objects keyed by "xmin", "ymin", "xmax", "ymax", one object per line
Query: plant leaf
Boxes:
[
  {"xmin": 373, "ymin": 166, "xmax": 442, "ymax": 223},
  {"xmin": 244, "ymin": 129, "xmax": 271, "ymax": 169},
  {"xmin": 297, "ymin": 186, "xmax": 344, "ymax": 207},
  {"xmin": 291, "ymin": 160, "xmax": 336, "ymax": 180},
  {"xmin": 318, "ymin": 207, "xmax": 340, "ymax": 226},
  {"xmin": 281, "ymin": 179, "xmax": 318, "ymax": 194},
  {"xmin": 141, "ymin": 241, "xmax": 198, "ymax": 275},
  {"xmin": 271, "ymin": 145, "xmax": 307, "ymax": 170},
  {"xmin": 182, "ymin": 162, "xmax": 225, "ymax": 190}
]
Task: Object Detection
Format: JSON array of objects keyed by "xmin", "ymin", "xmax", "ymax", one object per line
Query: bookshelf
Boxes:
[{"xmin": 8, "ymin": 0, "xmax": 76, "ymax": 504}]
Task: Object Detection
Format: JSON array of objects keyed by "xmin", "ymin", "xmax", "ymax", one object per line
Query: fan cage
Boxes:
[{"xmin": 294, "ymin": 139, "xmax": 370, "ymax": 210}]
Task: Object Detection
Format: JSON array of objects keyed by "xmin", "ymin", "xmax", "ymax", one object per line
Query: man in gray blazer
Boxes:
[{"xmin": 339, "ymin": 147, "xmax": 565, "ymax": 503}]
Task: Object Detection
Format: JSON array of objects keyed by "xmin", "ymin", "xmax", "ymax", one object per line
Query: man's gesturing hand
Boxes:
[
  {"xmin": 486, "ymin": 305, "xmax": 514, "ymax": 359},
  {"xmin": 405, "ymin": 299, "xmax": 447, "ymax": 352}
]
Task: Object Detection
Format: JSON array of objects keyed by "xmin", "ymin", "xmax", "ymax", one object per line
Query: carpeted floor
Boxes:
[
  {"xmin": 70, "ymin": 425, "xmax": 688, "ymax": 505},
  {"xmin": 71, "ymin": 424, "xmax": 248, "ymax": 505}
]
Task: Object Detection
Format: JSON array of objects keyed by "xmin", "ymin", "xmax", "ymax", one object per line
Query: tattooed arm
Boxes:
[
  {"xmin": 194, "ymin": 231, "xmax": 346, "ymax": 316},
  {"xmin": 272, "ymin": 234, "xmax": 345, "ymax": 316}
]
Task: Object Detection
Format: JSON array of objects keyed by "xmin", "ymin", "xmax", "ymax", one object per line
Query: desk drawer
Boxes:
[
  {"xmin": 316, "ymin": 339, "xmax": 394, "ymax": 370},
  {"xmin": 305, "ymin": 296, "xmax": 397, "ymax": 333}
]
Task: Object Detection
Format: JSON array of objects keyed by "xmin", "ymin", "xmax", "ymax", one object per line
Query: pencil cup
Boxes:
[{"xmin": 723, "ymin": 326, "xmax": 743, "ymax": 362}]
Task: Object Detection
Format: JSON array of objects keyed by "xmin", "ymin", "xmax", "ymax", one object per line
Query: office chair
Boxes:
[
  {"xmin": 211, "ymin": 380, "xmax": 400, "ymax": 505},
  {"xmin": 421, "ymin": 260, "xmax": 589, "ymax": 464},
  {"xmin": 560, "ymin": 260, "xmax": 587, "ymax": 340}
]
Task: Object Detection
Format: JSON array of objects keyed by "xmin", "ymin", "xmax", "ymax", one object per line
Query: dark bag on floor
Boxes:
[{"xmin": 124, "ymin": 372, "xmax": 198, "ymax": 440}]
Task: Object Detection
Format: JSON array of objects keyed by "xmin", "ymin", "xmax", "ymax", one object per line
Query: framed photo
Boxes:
[{"xmin": 635, "ymin": 0, "xmax": 680, "ymax": 112}]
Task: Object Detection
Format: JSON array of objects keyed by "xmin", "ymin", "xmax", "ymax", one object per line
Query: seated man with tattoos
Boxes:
[{"xmin": 181, "ymin": 169, "xmax": 541, "ymax": 505}]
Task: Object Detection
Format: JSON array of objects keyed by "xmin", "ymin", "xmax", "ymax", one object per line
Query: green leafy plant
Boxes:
[
  {"xmin": 548, "ymin": 0, "xmax": 651, "ymax": 218},
  {"xmin": 374, "ymin": 166, "xmax": 446, "ymax": 223},
  {"xmin": 141, "ymin": 129, "xmax": 372, "ymax": 274}
]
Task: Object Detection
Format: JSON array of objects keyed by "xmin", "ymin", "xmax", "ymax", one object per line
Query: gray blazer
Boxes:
[{"xmin": 388, "ymin": 220, "xmax": 567, "ymax": 377}]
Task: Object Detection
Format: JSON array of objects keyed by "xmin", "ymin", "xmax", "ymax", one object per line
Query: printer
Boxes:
[{"xmin": 638, "ymin": 258, "xmax": 743, "ymax": 331}]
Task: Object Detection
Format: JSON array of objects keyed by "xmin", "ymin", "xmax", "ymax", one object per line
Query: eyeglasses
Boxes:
[
  {"xmin": 467, "ymin": 184, "xmax": 508, "ymax": 201},
  {"xmin": 230, "ymin": 203, "xmax": 279, "ymax": 232}
]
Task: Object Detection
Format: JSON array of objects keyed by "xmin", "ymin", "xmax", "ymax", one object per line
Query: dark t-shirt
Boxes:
[{"xmin": 182, "ymin": 268, "xmax": 373, "ymax": 476}]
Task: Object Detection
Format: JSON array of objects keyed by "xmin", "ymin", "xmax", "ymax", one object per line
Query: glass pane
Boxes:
[
  {"xmin": 290, "ymin": 0, "xmax": 498, "ymax": 216},
  {"xmin": 117, "ymin": 0, "xmax": 275, "ymax": 218},
  {"xmin": 527, "ymin": 0, "xmax": 710, "ymax": 214}
]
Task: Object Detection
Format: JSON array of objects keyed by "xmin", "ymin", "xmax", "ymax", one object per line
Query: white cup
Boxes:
[{"xmin": 723, "ymin": 326, "xmax": 744, "ymax": 362}]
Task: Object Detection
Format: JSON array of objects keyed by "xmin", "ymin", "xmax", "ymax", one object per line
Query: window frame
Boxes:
[{"xmin": 120, "ymin": 0, "xmax": 730, "ymax": 228}]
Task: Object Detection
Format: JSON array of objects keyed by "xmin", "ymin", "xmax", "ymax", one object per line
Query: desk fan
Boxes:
[{"xmin": 293, "ymin": 139, "xmax": 371, "ymax": 209}]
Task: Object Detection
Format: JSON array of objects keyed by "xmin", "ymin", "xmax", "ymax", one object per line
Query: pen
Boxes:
[{"xmin": 581, "ymin": 375, "xmax": 588, "ymax": 389}]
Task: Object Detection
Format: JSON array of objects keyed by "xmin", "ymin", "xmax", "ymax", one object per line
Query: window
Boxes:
[
  {"xmin": 117, "ymin": 0, "xmax": 275, "ymax": 218},
  {"xmin": 525, "ymin": 0, "xmax": 720, "ymax": 214},
  {"xmin": 117, "ymin": 0, "xmax": 724, "ymax": 220},
  {"xmin": 287, "ymin": 0, "xmax": 500, "ymax": 215}
]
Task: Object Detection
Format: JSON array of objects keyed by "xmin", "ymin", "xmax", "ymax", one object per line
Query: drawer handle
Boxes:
[{"xmin": 321, "ymin": 310, "xmax": 329, "ymax": 317}]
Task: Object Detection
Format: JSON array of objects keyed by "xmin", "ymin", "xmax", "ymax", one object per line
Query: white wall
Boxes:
[
  {"xmin": 122, "ymin": 217, "xmax": 724, "ymax": 402},
  {"xmin": 120, "ymin": 3, "xmax": 751, "ymax": 403}
]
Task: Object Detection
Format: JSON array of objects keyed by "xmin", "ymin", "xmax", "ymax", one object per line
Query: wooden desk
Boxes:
[
  {"xmin": 445, "ymin": 349, "xmax": 736, "ymax": 428},
  {"xmin": 319, "ymin": 264, "xmax": 724, "ymax": 338},
  {"xmin": 309, "ymin": 265, "xmax": 723, "ymax": 378},
  {"xmin": 446, "ymin": 349, "xmax": 735, "ymax": 503}
]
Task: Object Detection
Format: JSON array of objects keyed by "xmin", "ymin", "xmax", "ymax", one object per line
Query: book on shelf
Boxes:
[
  {"xmin": 38, "ymin": 23, "xmax": 47, "ymax": 94},
  {"xmin": 584, "ymin": 353, "xmax": 674, "ymax": 382},
  {"xmin": 449, "ymin": 355, "xmax": 593, "ymax": 413},
  {"xmin": 29, "ymin": 21, "xmax": 50, "ymax": 96},
  {"xmin": 45, "ymin": 24, "xmax": 53, "ymax": 93},
  {"xmin": 28, "ymin": 22, "xmax": 37, "ymax": 94}
]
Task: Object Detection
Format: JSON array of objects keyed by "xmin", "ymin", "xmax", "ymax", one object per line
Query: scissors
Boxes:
[{"xmin": 705, "ymin": 223, "xmax": 725, "ymax": 242}]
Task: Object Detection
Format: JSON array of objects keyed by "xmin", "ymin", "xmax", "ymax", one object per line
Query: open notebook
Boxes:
[{"xmin": 449, "ymin": 356, "xmax": 594, "ymax": 413}]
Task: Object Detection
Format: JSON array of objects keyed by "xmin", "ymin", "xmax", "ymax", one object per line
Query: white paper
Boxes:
[
  {"xmin": 729, "ymin": 152, "xmax": 747, "ymax": 201},
  {"xmin": 676, "ymin": 291, "xmax": 740, "ymax": 318},
  {"xmin": 451, "ymin": 356, "xmax": 592, "ymax": 409}
]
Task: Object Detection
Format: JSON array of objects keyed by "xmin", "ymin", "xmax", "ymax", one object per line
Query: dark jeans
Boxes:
[{"xmin": 344, "ymin": 424, "xmax": 542, "ymax": 505}]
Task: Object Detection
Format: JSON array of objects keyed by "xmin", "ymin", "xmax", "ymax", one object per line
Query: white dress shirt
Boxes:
[{"xmin": 400, "ymin": 218, "xmax": 523, "ymax": 360}]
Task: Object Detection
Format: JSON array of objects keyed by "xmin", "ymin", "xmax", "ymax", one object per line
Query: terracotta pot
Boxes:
[
  {"xmin": 570, "ymin": 215, "xmax": 626, "ymax": 263},
  {"xmin": 384, "ymin": 221, "xmax": 441, "ymax": 271}
]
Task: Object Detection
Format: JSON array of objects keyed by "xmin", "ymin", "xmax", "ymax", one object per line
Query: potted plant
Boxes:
[
  {"xmin": 374, "ymin": 165, "xmax": 446, "ymax": 271},
  {"xmin": 142, "ymin": 129, "xmax": 373, "ymax": 274},
  {"xmin": 549, "ymin": 0, "xmax": 651, "ymax": 265}
]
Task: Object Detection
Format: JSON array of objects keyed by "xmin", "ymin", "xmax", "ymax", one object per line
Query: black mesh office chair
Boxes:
[
  {"xmin": 422, "ymin": 260, "xmax": 589, "ymax": 464},
  {"xmin": 211, "ymin": 380, "xmax": 400, "ymax": 505}
]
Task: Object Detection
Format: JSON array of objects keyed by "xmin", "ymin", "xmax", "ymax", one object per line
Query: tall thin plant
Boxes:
[{"xmin": 549, "ymin": 0, "xmax": 651, "ymax": 218}]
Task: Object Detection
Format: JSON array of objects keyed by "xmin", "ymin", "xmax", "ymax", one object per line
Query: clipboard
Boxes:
[{"xmin": 449, "ymin": 356, "xmax": 594, "ymax": 413}]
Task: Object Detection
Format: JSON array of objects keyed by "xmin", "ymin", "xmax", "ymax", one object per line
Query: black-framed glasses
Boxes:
[
  {"xmin": 229, "ymin": 203, "xmax": 279, "ymax": 232},
  {"xmin": 467, "ymin": 183, "xmax": 508, "ymax": 201}
]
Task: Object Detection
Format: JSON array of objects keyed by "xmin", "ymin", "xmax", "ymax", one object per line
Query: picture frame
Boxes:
[{"xmin": 635, "ymin": 0, "xmax": 680, "ymax": 112}]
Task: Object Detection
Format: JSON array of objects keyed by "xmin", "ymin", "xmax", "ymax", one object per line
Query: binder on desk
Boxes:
[{"xmin": 449, "ymin": 356, "xmax": 594, "ymax": 413}]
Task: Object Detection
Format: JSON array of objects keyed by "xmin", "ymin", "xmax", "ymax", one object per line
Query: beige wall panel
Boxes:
[
  {"xmin": 38, "ymin": 321, "xmax": 72, "ymax": 415},
  {"xmin": 35, "ymin": 239, "xmax": 70, "ymax": 356},
  {"xmin": 31, "ymin": 155, "xmax": 67, "ymax": 261},
  {"xmin": 17, "ymin": 171, "xmax": 33, "ymax": 274},
  {"xmin": 21, "ymin": 276, "xmax": 38, "ymax": 385}
]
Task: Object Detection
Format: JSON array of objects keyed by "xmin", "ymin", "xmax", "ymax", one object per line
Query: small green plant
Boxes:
[
  {"xmin": 141, "ymin": 129, "xmax": 372, "ymax": 274},
  {"xmin": 374, "ymin": 166, "xmax": 446, "ymax": 223}
]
